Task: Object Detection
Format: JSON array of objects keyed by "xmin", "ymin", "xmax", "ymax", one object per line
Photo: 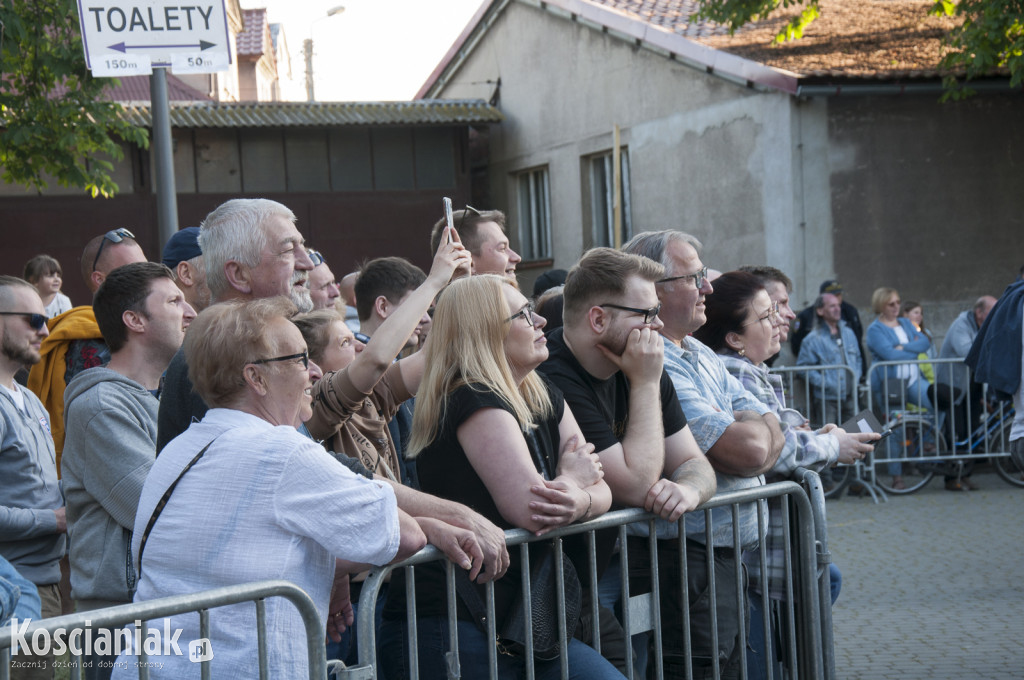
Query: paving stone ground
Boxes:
[{"xmin": 825, "ymin": 470, "xmax": 1024, "ymax": 680}]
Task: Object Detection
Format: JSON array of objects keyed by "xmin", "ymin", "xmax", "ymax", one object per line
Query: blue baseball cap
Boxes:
[{"xmin": 161, "ymin": 227, "xmax": 202, "ymax": 268}]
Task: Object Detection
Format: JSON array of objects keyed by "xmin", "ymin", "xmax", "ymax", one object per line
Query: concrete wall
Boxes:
[
  {"xmin": 826, "ymin": 93, "xmax": 1024, "ymax": 343},
  {"xmin": 435, "ymin": 2, "xmax": 835, "ymax": 300}
]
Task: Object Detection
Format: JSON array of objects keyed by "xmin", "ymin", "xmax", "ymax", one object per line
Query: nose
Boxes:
[
  {"xmin": 700, "ymin": 277, "xmax": 714, "ymax": 295},
  {"xmin": 37, "ymin": 322, "xmax": 50, "ymax": 339},
  {"xmin": 354, "ymin": 338, "xmax": 366, "ymax": 353},
  {"xmin": 533, "ymin": 311, "xmax": 547, "ymax": 330},
  {"xmin": 295, "ymin": 247, "xmax": 315, "ymax": 271},
  {"xmin": 649, "ymin": 314, "xmax": 665, "ymax": 332},
  {"xmin": 508, "ymin": 248, "xmax": 521, "ymax": 265},
  {"xmin": 182, "ymin": 302, "xmax": 197, "ymax": 326},
  {"xmin": 328, "ymin": 283, "xmax": 341, "ymax": 301},
  {"xmin": 308, "ymin": 359, "xmax": 323, "ymax": 382}
]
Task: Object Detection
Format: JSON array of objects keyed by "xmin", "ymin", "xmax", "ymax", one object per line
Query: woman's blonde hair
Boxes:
[
  {"xmin": 871, "ymin": 287, "xmax": 899, "ymax": 315},
  {"xmin": 407, "ymin": 274, "xmax": 553, "ymax": 458}
]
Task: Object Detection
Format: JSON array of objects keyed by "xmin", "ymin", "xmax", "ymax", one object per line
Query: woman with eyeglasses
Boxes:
[
  {"xmin": 112, "ymin": 297, "xmax": 430, "ymax": 679},
  {"xmin": 379, "ymin": 274, "xmax": 620, "ymax": 680},
  {"xmin": 692, "ymin": 271, "xmax": 876, "ymax": 680},
  {"xmin": 866, "ymin": 287, "xmax": 934, "ymax": 490}
]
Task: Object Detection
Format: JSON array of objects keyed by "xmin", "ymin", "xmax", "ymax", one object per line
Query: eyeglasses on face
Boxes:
[
  {"xmin": 250, "ymin": 351, "xmax": 309, "ymax": 370},
  {"xmin": 92, "ymin": 228, "xmax": 136, "ymax": 273},
  {"xmin": 0, "ymin": 311, "xmax": 47, "ymax": 331},
  {"xmin": 307, "ymin": 249, "xmax": 325, "ymax": 267},
  {"xmin": 599, "ymin": 302, "xmax": 662, "ymax": 325},
  {"xmin": 743, "ymin": 301, "xmax": 781, "ymax": 327},
  {"xmin": 506, "ymin": 301, "xmax": 537, "ymax": 326},
  {"xmin": 657, "ymin": 265, "xmax": 709, "ymax": 289}
]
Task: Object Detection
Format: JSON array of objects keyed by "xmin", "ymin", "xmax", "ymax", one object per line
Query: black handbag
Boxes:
[{"xmin": 455, "ymin": 543, "xmax": 582, "ymax": 661}]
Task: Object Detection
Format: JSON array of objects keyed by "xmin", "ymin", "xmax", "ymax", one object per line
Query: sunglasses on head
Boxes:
[
  {"xmin": 92, "ymin": 228, "xmax": 136, "ymax": 273},
  {"xmin": 0, "ymin": 312, "xmax": 47, "ymax": 330},
  {"xmin": 307, "ymin": 249, "xmax": 325, "ymax": 267}
]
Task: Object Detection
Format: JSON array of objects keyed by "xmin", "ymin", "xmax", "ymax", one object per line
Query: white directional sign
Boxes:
[{"xmin": 77, "ymin": 0, "xmax": 231, "ymax": 76}]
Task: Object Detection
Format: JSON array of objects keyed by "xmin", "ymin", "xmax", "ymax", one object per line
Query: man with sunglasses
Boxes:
[
  {"xmin": 539, "ymin": 247, "xmax": 717, "ymax": 673},
  {"xmin": 306, "ymin": 248, "xmax": 342, "ymax": 311},
  {"xmin": 27, "ymin": 229, "xmax": 148, "ymax": 467},
  {"xmin": 623, "ymin": 231, "xmax": 784, "ymax": 680},
  {"xmin": 61, "ymin": 263, "xmax": 195, "ymax": 679},
  {"xmin": 430, "ymin": 206, "xmax": 521, "ymax": 281},
  {"xmin": 0, "ymin": 276, "xmax": 66, "ymax": 680}
]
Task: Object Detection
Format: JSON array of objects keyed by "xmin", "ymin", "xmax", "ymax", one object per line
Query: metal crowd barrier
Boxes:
[
  {"xmin": 771, "ymin": 364, "xmax": 861, "ymax": 431},
  {"xmin": 0, "ymin": 580, "xmax": 326, "ymax": 680},
  {"xmin": 343, "ymin": 483, "xmax": 827, "ymax": 680},
  {"xmin": 865, "ymin": 357, "xmax": 1020, "ymax": 491}
]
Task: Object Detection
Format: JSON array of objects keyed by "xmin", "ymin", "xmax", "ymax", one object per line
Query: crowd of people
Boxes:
[{"xmin": 1, "ymin": 197, "xmax": 1021, "ymax": 680}]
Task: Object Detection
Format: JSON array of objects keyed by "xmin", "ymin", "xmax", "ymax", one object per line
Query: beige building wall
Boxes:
[{"xmin": 433, "ymin": 2, "xmax": 835, "ymax": 306}]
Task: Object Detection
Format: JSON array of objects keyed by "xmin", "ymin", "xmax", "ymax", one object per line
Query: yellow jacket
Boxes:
[{"xmin": 27, "ymin": 306, "xmax": 105, "ymax": 474}]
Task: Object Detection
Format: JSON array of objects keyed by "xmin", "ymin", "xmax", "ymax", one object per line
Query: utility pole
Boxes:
[{"xmin": 303, "ymin": 38, "xmax": 315, "ymax": 102}]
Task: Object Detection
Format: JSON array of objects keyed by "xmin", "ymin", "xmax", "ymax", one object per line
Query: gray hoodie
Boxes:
[
  {"xmin": 0, "ymin": 383, "xmax": 65, "ymax": 586},
  {"xmin": 62, "ymin": 368, "xmax": 157, "ymax": 605}
]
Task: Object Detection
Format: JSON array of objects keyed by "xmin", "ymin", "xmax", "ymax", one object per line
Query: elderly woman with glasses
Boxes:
[
  {"xmin": 379, "ymin": 274, "xmax": 621, "ymax": 680},
  {"xmin": 692, "ymin": 271, "xmax": 876, "ymax": 680},
  {"xmin": 113, "ymin": 297, "xmax": 429, "ymax": 679}
]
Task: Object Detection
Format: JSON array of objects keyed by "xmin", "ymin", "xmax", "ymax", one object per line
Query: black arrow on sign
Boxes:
[{"xmin": 109, "ymin": 40, "xmax": 216, "ymax": 52}]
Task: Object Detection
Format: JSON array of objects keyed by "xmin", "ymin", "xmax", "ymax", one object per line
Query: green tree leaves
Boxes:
[{"xmin": 0, "ymin": 0, "xmax": 148, "ymax": 197}]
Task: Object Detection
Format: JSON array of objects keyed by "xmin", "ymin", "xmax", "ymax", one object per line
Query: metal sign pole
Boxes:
[{"xmin": 150, "ymin": 67, "xmax": 178, "ymax": 245}]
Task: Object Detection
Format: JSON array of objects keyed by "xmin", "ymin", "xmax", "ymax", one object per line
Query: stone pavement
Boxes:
[{"xmin": 825, "ymin": 470, "xmax": 1024, "ymax": 680}]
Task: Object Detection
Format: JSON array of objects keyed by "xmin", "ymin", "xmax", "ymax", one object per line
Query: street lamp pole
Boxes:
[{"xmin": 304, "ymin": 5, "xmax": 345, "ymax": 102}]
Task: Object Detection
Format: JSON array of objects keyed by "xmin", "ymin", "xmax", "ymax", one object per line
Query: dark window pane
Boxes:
[
  {"xmin": 372, "ymin": 128, "xmax": 415, "ymax": 190},
  {"xmin": 329, "ymin": 129, "xmax": 373, "ymax": 191},
  {"xmin": 285, "ymin": 130, "xmax": 330, "ymax": 192},
  {"xmin": 240, "ymin": 130, "xmax": 286, "ymax": 192},
  {"xmin": 414, "ymin": 128, "xmax": 455, "ymax": 189}
]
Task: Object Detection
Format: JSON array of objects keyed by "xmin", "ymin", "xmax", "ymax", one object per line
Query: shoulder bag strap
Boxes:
[{"xmin": 137, "ymin": 437, "xmax": 218, "ymax": 573}]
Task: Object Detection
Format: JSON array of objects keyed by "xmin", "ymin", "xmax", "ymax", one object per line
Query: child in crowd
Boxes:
[{"xmin": 23, "ymin": 254, "xmax": 72, "ymax": 318}]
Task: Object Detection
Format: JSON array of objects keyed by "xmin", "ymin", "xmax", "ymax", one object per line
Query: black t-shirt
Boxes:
[
  {"xmin": 384, "ymin": 377, "xmax": 589, "ymax": 623},
  {"xmin": 538, "ymin": 327, "xmax": 688, "ymax": 454}
]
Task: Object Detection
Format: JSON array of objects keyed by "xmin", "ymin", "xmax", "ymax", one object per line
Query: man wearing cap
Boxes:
[
  {"xmin": 161, "ymin": 227, "xmax": 210, "ymax": 313},
  {"xmin": 791, "ymin": 279, "xmax": 865, "ymax": 379}
]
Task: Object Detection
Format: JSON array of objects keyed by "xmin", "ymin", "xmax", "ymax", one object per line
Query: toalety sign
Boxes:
[
  {"xmin": 8, "ymin": 618, "xmax": 213, "ymax": 663},
  {"xmin": 75, "ymin": 0, "xmax": 231, "ymax": 77}
]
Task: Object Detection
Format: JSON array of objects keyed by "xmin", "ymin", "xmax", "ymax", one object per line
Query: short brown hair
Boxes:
[
  {"xmin": 185, "ymin": 297, "xmax": 297, "ymax": 407},
  {"xmin": 430, "ymin": 207, "xmax": 506, "ymax": 258},
  {"xmin": 353, "ymin": 257, "xmax": 426, "ymax": 322},
  {"xmin": 93, "ymin": 262, "xmax": 174, "ymax": 353},
  {"xmin": 738, "ymin": 265, "xmax": 792, "ymax": 292},
  {"xmin": 562, "ymin": 248, "xmax": 664, "ymax": 325}
]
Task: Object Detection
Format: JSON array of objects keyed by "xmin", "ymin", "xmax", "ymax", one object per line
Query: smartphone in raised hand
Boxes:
[{"xmin": 443, "ymin": 197, "xmax": 454, "ymax": 245}]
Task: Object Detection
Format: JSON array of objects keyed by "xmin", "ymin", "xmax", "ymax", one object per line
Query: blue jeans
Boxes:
[
  {"xmin": 327, "ymin": 583, "xmax": 387, "ymax": 667},
  {"xmin": 746, "ymin": 564, "xmax": 841, "ymax": 680},
  {"xmin": 378, "ymin": 617, "xmax": 623, "ymax": 680}
]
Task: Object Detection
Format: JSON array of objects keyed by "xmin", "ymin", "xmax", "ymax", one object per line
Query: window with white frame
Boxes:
[
  {"xmin": 589, "ymin": 149, "xmax": 631, "ymax": 248},
  {"xmin": 516, "ymin": 166, "xmax": 552, "ymax": 261}
]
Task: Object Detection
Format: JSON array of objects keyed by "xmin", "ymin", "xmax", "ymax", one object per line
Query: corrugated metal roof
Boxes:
[{"xmin": 118, "ymin": 100, "xmax": 504, "ymax": 127}]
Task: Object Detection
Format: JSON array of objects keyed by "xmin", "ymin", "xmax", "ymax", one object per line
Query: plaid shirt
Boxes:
[{"xmin": 720, "ymin": 352, "xmax": 839, "ymax": 599}]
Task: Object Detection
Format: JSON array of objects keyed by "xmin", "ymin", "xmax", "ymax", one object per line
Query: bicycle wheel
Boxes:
[
  {"xmin": 822, "ymin": 464, "xmax": 853, "ymax": 499},
  {"xmin": 872, "ymin": 420, "xmax": 944, "ymax": 495},
  {"xmin": 993, "ymin": 420, "xmax": 1024, "ymax": 488}
]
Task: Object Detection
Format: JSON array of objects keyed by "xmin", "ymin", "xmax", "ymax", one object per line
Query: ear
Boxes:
[
  {"xmin": 725, "ymin": 330, "xmax": 745, "ymax": 353},
  {"xmin": 373, "ymin": 295, "xmax": 390, "ymax": 320},
  {"xmin": 586, "ymin": 306, "xmax": 608, "ymax": 335},
  {"xmin": 122, "ymin": 309, "xmax": 146, "ymax": 335},
  {"xmin": 223, "ymin": 261, "xmax": 252, "ymax": 295},
  {"xmin": 90, "ymin": 271, "xmax": 105, "ymax": 292},
  {"xmin": 242, "ymin": 364, "xmax": 268, "ymax": 396},
  {"xmin": 177, "ymin": 261, "xmax": 195, "ymax": 287}
]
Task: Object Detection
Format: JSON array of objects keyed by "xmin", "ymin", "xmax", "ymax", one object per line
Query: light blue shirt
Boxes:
[{"xmin": 663, "ymin": 337, "xmax": 768, "ymax": 549}]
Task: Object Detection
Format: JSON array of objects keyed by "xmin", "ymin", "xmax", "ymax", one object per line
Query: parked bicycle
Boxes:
[{"xmin": 826, "ymin": 403, "xmax": 1020, "ymax": 496}]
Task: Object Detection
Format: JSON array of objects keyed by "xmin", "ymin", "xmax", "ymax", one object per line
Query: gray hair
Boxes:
[
  {"xmin": 621, "ymin": 230, "xmax": 703, "ymax": 274},
  {"xmin": 198, "ymin": 199, "xmax": 296, "ymax": 302}
]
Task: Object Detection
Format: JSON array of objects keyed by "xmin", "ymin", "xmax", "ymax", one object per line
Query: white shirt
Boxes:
[{"xmin": 113, "ymin": 408, "xmax": 400, "ymax": 678}]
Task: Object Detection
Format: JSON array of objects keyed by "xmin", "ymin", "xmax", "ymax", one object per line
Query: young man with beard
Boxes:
[
  {"xmin": 0, "ymin": 276, "xmax": 66, "ymax": 680},
  {"xmin": 62, "ymin": 263, "xmax": 195, "ymax": 679}
]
